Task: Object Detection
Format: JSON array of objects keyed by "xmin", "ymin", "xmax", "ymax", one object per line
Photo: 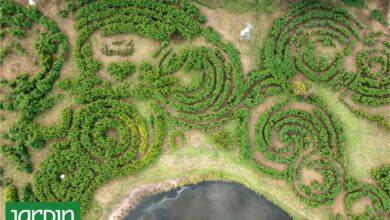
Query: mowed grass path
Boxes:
[
  {"xmin": 90, "ymin": 131, "xmax": 330, "ymax": 220},
  {"xmin": 315, "ymin": 85, "xmax": 390, "ymax": 182}
]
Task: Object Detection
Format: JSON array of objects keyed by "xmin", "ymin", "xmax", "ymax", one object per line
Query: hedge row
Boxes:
[
  {"xmin": 34, "ymin": 99, "xmax": 166, "ymax": 212},
  {"xmin": 236, "ymin": 96, "xmax": 348, "ymax": 208},
  {"xmin": 350, "ymin": 48, "xmax": 390, "ymax": 105},
  {"xmin": 0, "ymin": 0, "xmax": 69, "ymax": 172}
]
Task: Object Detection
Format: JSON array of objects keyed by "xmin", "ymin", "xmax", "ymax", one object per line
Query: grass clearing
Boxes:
[
  {"xmin": 92, "ymin": 131, "xmax": 330, "ymax": 220},
  {"xmin": 199, "ymin": 4, "xmax": 283, "ymax": 73},
  {"xmin": 314, "ymin": 85, "xmax": 390, "ymax": 182}
]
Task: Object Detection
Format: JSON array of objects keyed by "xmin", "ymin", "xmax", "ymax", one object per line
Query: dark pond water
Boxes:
[{"xmin": 123, "ymin": 181, "xmax": 292, "ymax": 220}]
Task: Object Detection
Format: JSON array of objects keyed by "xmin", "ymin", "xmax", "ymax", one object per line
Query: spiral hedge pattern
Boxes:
[
  {"xmin": 351, "ymin": 47, "xmax": 390, "ymax": 105},
  {"xmin": 263, "ymin": 0, "xmax": 390, "ymax": 106},
  {"xmin": 0, "ymin": 0, "xmax": 68, "ymax": 118},
  {"xmin": 142, "ymin": 27, "xmax": 283, "ymax": 128},
  {"xmin": 1, "ymin": 0, "xmax": 388, "ymax": 218},
  {"xmin": 242, "ymin": 97, "xmax": 389, "ymax": 217},
  {"xmin": 264, "ymin": 0, "xmax": 364, "ymax": 82},
  {"xmin": 34, "ymin": 99, "xmax": 165, "ymax": 211},
  {"xmin": 344, "ymin": 177, "xmax": 390, "ymax": 219},
  {"xmin": 251, "ymin": 98, "xmax": 346, "ymax": 206}
]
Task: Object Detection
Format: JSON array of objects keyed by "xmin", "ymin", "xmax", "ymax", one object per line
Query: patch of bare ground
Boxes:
[
  {"xmin": 200, "ymin": 7, "xmax": 283, "ymax": 74},
  {"xmin": 333, "ymin": 191, "xmax": 347, "ymax": 219},
  {"xmin": 291, "ymin": 73, "xmax": 307, "ymax": 81},
  {"xmin": 0, "ymin": 111, "xmax": 18, "ymax": 134},
  {"xmin": 286, "ymin": 101, "xmax": 315, "ymax": 112},
  {"xmin": 300, "ymin": 167, "xmax": 324, "ymax": 187},
  {"xmin": 0, "ymin": 145, "xmax": 50, "ymax": 188},
  {"xmin": 90, "ymin": 33, "xmax": 160, "ymax": 82},
  {"xmin": 350, "ymin": 196, "xmax": 374, "ymax": 216},
  {"xmin": 187, "ymin": 130, "xmax": 213, "ymax": 149},
  {"xmin": 34, "ymin": 94, "xmax": 76, "ymax": 125},
  {"xmin": 0, "ymin": 24, "xmax": 42, "ymax": 81},
  {"xmin": 270, "ymin": 129, "xmax": 286, "ymax": 149},
  {"xmin": 0, "ymin": 52, "xmax": 39, "ymax": 81}
]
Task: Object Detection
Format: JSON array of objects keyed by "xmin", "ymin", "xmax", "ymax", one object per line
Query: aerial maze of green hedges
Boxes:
[{"xmin": 0, "ymin": 0, "xmax": 389, "ymax": 219}]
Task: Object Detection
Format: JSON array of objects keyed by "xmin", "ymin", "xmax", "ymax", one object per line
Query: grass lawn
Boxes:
[
  {"xmin": 89, "ymin": 131, "xmax": 330, "ymax": 220},
  {"xmin": 314, "ymin": 85, "xmax": 390, "ymax": 182}
]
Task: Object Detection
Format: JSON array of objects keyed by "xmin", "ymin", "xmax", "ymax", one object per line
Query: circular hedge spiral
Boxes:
[
  {"xmin": 153, "ymin": 39, "xmax": 246, "ymax": 128},
  {"xmin": 247, "ymin": 96, "xmax": 389, "ymax": 216},
  {"xmin": 344, "ymin": 177, "xmax": 390, "ymax": 219},
  {"xmin": 264, "ymin": 0, "xmax": 364, "ymax": 83},
  {"xmin": 293, "ymin": 155, "xmax": 343, "ymax": 206},
  {"xmin": 262, "ymin": 0, "xmax": 390, "ymax": 106},
  {"xmin": 34, "ymin": 99, "xmax": 165, "ymax": 211},
  {"xmin": 252, "ymin": 97, "xmax": 345, "ymax": 206},
  {"xmin": 69, "ymin": 99, "xmax": 161, "ymax": 176},
  {"xmin": 145, "ymin": 27, "xmax": 283, "ymax": 128},
  {"xmin": 350, "ymin": 47, "xmax": 390, "ymax": 105}
]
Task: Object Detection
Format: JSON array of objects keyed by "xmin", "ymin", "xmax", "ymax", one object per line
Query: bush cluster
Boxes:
[
  {"xmin": 371, "ymin": 9, "xmax": 389, "ymax": 26},
  {"xmin": 107, "ymin": 61, "xmax": 136, "ymax": 80}
]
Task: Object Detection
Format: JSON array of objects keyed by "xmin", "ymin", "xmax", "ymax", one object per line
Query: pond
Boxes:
[{"xmin": 123, "ymin": 181, "xmax": 292, "ymax": 220}]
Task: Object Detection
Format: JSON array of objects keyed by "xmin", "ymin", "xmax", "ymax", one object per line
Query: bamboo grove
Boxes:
[{"xmin": 0, "ymin": 0, "xmax": 389, "ymax": 219}]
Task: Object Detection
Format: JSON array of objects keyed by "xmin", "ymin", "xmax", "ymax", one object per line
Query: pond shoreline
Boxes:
[
  {"xmin": 109, "ymin": 179, "xmax": 181, "ymax": 220},
  {"xmin": 109, "ymin": 178, "xmax": 292, "ymax": 220}
]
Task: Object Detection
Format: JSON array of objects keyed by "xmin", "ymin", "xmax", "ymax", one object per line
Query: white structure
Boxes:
[
  {"xmin": 240, "ymin": 22, "xmax": 254, "ymax": 41},
  {"xmin": 28, "ymin": 0, "xmax": 36, "ymax": 6},
  {"xmin": 60, "ymin": 174, "xmax": 65, "ymax": 179}
]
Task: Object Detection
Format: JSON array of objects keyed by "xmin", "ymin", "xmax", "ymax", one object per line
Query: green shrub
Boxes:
[
  {"xmin": 3, "ymin": 185, "xmax": 19, "ymax": 202},
  {"xmin": 212, "ymin": 130, "xmax": 233, "ymax": 148},
  {"xmin": 372, "ymin": 165, "xmax": 390, "ymax": 195},
  {"xmin": 107, "ymin": 61, "xmax": 136, "ymax": 80},
  {"xmin": 371, "ymin": 9, "xmax": 389, "ymax": 26},
  {"xmin": 341, "ymin": 0, "xmax": 366, "ymax": 8},
  {"xmin": 22, "ymin": 183, "xmax": 36, "ymax": 202}
]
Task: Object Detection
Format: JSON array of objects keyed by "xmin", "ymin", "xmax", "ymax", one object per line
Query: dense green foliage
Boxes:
[
  {"xmin": 1, "ymin": 0, "xmax": 389, "ymax": 218},
  {"xmin": 250, "ymin": 97, "xmax": 345, "ymax": 206},
  {"xmin": 371, "ymin": 9, "xmax": 389, "ymax": 26},
  {"xmin": 3, "ymin": 185, "xmax": 19, "ymax": 202},
  {"xmin": 372, "ymin": 165, "xmax": 390, "ymax": 196},
  {"xmin": 107, "ymin": 61, "xmax": 136, "ymax": 80},
  {"xmin": 0, "ymin": 0, "xmax": 69, "ymax": 172},
  {"xmin": 341, "ymin": 0, "xmax": 366, "ymax": 8},
  {"xmin": 33, "ymin": 99, "xmax": 165, "ymax": 212},
  {"xmin": 22, "ymin": 182, "xmax": 36, "ymax": 202}
]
